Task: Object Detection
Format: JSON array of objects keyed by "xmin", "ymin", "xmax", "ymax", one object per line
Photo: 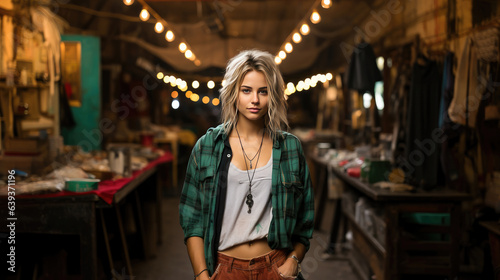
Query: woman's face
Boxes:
[{"xmin": 237, "ymin": 70, "xmax": 269, "ymax": 123}]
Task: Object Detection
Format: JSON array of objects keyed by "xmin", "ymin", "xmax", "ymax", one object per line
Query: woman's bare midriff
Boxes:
[{"xmin": 219, "ymin": 238, "xmax": 273, "ymax": 259}]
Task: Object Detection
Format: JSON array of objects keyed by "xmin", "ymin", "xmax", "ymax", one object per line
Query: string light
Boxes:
[
  {"xmin": 172, "ymin": 99, "xmax": 180, "ymax": 109},
  {"xmin": 284, "ymin": 43, "xmax": 293, "ymax": 53},
  {"xmin": 192, "ymin": 81, "xmax": 199, "ymax": 89},
  {"xmin": 163, "ymin": 76, "xmax": 170, "ymax": 83},
  {"xmin": 185, "ymin": 50, "xmax": 193, "ymax": 59},
  {"xmin": 207, "ymin": 80, "xmax": 215, "ymax": 89},
  {"xmin": 123, "ymin": 0, "xmax": 134, "ymax": 6},
  {"xmin": 278, "ymin": 51, "xmax": 287, "ymax": 60},
  {"xmin": 202, "ymin": 96, "xmax": 210, "ymax": 104},
  {"xmin": 321, "ymin": 0, "xmax": 332, "ymax": 9},
  {"xmin": 156, "ymin": 72, "xmax": 164, "ymax": 79},
  {"xmin": 139, "ymin": 9, "xmax": 150, "ymax": 21},
  {"xmin": 310, "ymin": 10, "xmax": 321, "ymax": 24},
  {"xmin": 194, "ymin": 59, "xmax": 201, "ymax": 66},
  {"xmin": 212, "ymin": 98, "xmax": 220, "ymax": 106},
  {"xmin": 274, "ymin": 57, "xmax": 282, "ymax": 64},
  {"xmin": 292, "ymin": 32, "xmax": 302, "ymax": 43},
  {"xmin": 171, "ymin": 91, "xmax": 179, "ymax": 98},
  {"xmin": 179, "ymin": 42, "xmax": 187, "ymax": 53},
  {"xmin": 300, "ymin": 23, "xmax": 310, "ymax": 35},
  {"xmin": 165, "ymin": 30, "xmax": 175, "ymax": 42},
  {"xmin": 155, "ymin": 22, "xmax": 164, "ymax": 33},
  {"xmin": 191, "ymin": 93, "xmax": 200, "ymax": 102}
]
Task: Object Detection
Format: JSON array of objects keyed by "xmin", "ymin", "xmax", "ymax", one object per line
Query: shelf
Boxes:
[{"xmin": 343, "ymin": 209, "xmax": 386, "ymax": 256}]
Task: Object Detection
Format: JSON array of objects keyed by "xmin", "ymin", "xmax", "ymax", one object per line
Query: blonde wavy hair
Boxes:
[{"xmin": 219, "ymin": 49, "xmax": 288, "ymax": 139}]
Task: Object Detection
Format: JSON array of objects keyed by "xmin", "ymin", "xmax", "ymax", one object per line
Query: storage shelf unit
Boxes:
[{"xmin": 311, "ymin": 155, "xmax": 470, "ymax": 280}]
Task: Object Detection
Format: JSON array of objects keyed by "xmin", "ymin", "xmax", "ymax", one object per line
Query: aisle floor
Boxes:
[{"xmin": 132, "ymin": 197, "xmax": 358, "ymax": 280}]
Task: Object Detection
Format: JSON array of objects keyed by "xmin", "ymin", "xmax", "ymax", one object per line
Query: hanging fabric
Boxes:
[
  {"xmin": 345, "ymin": 43, "xmax": 383, "ymax": 93},
  {"xmin": 448, "ymin": 36, "xmax": 484, "ymax": 127},
  {"xmin": 405, "ymin": 56, "xmax": 442, "ymax": 188}
]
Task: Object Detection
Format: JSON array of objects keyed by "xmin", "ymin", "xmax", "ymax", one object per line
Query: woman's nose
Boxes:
[{"xmin": 251, "ymin": 92, "xmax": 259, "ymax": 103}]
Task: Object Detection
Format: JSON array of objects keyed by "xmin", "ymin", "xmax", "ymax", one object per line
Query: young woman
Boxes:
[{"xmin": 179, "ymin": 49, "xmax": 314, "ymax": 280}]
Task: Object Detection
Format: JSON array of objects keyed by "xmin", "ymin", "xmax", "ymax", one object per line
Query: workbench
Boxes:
[
  {"xmin": 0, "ymin": 152, "xmax": 172, "ymax": 279},
  {"xmin": 310, "ymin": 155, "xmax": 470, "ymax": 280}
]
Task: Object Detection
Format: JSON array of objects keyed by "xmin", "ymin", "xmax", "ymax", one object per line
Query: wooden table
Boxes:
[
  {"xmin": 0, "ymin": 154, "xmax": 171, "ymax": 279},
  {"xmin": 310, "ymin": 154, "xmax": 470, "ymax": 280}
]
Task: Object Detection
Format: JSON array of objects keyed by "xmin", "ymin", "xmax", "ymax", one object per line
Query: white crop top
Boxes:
[{"xmin": 218, "ymin": 156, "xmax": 273, "ymax": 251}]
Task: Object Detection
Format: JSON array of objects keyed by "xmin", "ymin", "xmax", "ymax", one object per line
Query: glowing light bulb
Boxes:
[
  {"xmin": 185, "ymin": 50, "xmax": 193, "ymax": 59},
  {"xmin": 192, "ymin": 81, "xmax": 199, "ymax": 89},
  {"xmin": 163, "ymin": 76, "xmax": 170, "ymax": 83},
  {"xmin": 212, "ymin": 98, "xmax": 220, "ymax": 106},
  {"xmin": 139, "ymin": 9, "xmax": 150, "ymax": 21},
  {"xmin": 123, "ymin": 0, "xmax": 134, "ymax": 6},
  {"xmin": 321, "ymin": 0, "xmax": 332, "ymax": 9},
  {"xmin": 221, "ymin": 80, "xmax": 227, "ymax": 87},
  {"xmin": 202, "ymin": 96, "xmax": 210, "ymax": 104},
  {"xmin": 310, "ymin": 11, "xmax": 321, "ymax": 24},
  {"xmin": 191, "ymin": 93, "xmax": 200, "ymax": 102},
  {"xmin": 207, "ymin": 80, "xmax": 215, "ymax": 89},
  {"xmin": 179, "ymin": 42, "xmax": 187, "ymax": 53},
  {"xmin": 279, "ymin": 51, "xmax": 286, "ymax": 60},
  {"xmin": 155, "ymin": 22, "xmax": 164, "ymax": 33},
  {"xmin": 165, "ymin": 30, "xmax": 175, "ymax": 42},
  {"xmin": 326, "ymin": 73, "xmax": 333, "ymax": 80},
  {"xmin": 172, "ymin": 99, "xmax": 180, "ymax": 109},
  {"xmin": 285, "ymin": 43, "xmax": 293, "ymax": 53},
  {"xmin": 156, "ymin": 72, "xmax": 164, "ymax": 79},
  {"xmin": 275, "ymin": 56, "xmax": 282, "ymax": 64},
  {"xmin": 171, "ymin": 91, "xmax": 179, "ymax": 98},
  {"xmin": 300, "ymin": 23, "xmax": 310, "ymax": 35},
  {"xmin": 292, "ymin": 32, "xmax": 302, "ymax": 43}
]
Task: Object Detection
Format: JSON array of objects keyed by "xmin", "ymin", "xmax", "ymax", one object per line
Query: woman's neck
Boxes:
[{"xmin": 235, "ymin": 117, "xmax": 265, "ymax": 139}]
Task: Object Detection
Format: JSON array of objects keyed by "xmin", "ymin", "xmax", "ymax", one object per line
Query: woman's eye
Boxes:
[
  {"xmin": 259, "ymin": 90, "xmax": 268, "ymax": 95},
  {"xmin": 242, "ymin": 89, "xmax": 251, "ymax": 93}
]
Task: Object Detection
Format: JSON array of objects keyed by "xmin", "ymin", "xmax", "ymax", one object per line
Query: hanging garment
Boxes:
[
  {"xmin": 345, "ymin": 43, "xmax": 383, "ymax": 93},
  {"xmin": 405, "ymin": 58, "xmax": 442, "ymax": 188},
  {"xmin": 439, "ymin": 52, "xmax": 466, "ymax": 191},
  {"xmin": 448, "ymin": 36, "xmax": 484, "ymax": 127},
  {"xmin": 474, "ymin": 26, "xmax": 500, "ymax": 62}
]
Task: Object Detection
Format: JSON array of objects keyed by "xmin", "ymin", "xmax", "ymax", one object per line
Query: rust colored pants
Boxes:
[{"xmin": 210, "ymin": 249, "xmax": 296, "ymax": 280}]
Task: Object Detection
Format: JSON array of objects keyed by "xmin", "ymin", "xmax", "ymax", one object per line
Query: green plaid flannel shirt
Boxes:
[{"xmin": 179, "ymin": 124, "xmax": 314, "ymax": 276}]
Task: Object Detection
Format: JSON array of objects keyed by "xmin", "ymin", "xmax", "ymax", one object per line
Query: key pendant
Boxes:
[{"xmin": 246, "ymin": 193, "xmax": 254, "ymax": 214}]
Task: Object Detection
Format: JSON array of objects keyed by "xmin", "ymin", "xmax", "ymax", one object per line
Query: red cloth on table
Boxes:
[{"xmin": 19, "ymin": 152, "xmax": 173, "ymax": 204}]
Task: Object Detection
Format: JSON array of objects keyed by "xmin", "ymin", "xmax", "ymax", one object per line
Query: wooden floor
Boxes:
[{"xmin": 131, "ymin": 196, "xmax": 358, "ymax": 280}]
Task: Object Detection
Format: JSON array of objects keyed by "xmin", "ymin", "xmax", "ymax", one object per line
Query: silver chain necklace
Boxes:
[{"xmin": 235, "ymin": 126, "xmax": 265, "ymax": 214}]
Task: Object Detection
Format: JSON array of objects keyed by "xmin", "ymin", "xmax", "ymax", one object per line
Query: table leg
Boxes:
[
  {"xmin": 80, "ymin": 203, "xmax": 98, "ymax": 280},
  {"xmin": 134, "ymin": 190, "xmax": 149, "ymax": 258},
  {"xmin": 115, "ymin": 205, "xmax": 133, "ymax": 277},
  {"xmin": 99, "ymin": 209, "xmax": 115, "ymax": 275}
]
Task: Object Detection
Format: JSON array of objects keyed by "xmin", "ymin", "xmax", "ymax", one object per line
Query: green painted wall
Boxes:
[{"xmin": 61, "ymin": 35, "xmax": 101, "ymax": 151}]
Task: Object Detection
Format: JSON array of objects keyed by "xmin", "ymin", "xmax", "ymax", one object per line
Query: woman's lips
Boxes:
[{"xmin": 248, "ymin": 108, "xmax": 261, "ymax": 113}]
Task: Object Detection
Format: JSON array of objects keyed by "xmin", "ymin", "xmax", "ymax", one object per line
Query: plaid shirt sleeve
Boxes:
[
  {"xmin": 179, "ymin": 138, "xmax": 204, "ymax": 242},
  {"xmin": 292, "ymin": 138, "xmax": 315, "ymax": 250}
]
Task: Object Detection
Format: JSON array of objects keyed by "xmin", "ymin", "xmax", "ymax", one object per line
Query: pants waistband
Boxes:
[{"xmin": 216, "ymin": 249, "xmax": 287, "ymax": 270}]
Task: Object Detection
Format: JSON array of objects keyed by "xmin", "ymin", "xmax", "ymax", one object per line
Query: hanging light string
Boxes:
[
  {"xmin": 275, "ymin": 0, "xmax": 332, "ymax": 65},
  {"xmin": 127, "ymin": 0, "xmax": 200, "ymax": 66}
]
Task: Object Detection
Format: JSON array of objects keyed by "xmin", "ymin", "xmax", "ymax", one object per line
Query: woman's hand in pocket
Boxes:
[{"xmin": 277, "ymin": 258, "xmax": 298, "ymax": 278}]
